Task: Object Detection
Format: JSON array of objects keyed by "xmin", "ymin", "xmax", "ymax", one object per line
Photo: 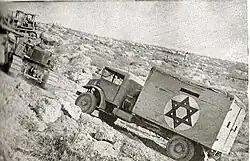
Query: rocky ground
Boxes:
[{"xmin": 0, "ymin": 22, "xmax": 248, "ymax": 161}]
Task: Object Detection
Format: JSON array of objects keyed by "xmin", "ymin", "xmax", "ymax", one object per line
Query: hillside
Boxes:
[{"xmin": 0, "ymin": 22, "xmax": 248, "ymax": 161}]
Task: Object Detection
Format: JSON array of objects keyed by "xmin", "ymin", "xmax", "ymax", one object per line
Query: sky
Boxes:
[{"xmin": 0, "ymin": 0, "xmax": 248, "ymax": 63}]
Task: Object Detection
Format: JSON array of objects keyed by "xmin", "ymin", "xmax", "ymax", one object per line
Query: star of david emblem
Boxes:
[{"xmin": 164, "ymin": 95, "xmax": 200, "ymax": 130}]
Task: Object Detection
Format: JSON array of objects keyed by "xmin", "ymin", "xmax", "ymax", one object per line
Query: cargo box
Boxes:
[{"xmin": 132, "ymin": 67, "xmax": 246, "ymax": 154}]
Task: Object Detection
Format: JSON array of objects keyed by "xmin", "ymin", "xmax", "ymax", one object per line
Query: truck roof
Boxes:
[
  {"xmin": 152, "ymin": 66, "xmax": 235, "ymax": 100},
  {"xmin": 105, "ymin": 66, "xmax": 145, "ymax": 86}
]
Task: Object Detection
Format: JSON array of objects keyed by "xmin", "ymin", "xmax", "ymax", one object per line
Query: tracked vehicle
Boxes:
[
  {"xmin": 0, "ymin": 27, "xmax": 58, "ymax": 88},
  {"xmin": 1, "ymin": 10, "xmax": 38, "ymax": 38},
  {"xmin": 75, "ymin": 66, "xmax": 246, "ymax": 161}
]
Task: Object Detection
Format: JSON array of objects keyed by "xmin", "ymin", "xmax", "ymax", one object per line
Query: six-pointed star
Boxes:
[{"xmin": 165, "ymin": 97, "xmax": 198, "ymax": 128}]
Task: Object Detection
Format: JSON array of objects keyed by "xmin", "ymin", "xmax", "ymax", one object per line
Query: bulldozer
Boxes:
[
  {"xmin": 1, "ymin": 10, "xmax": 38, "ymax": 38},
  {"xmin": 0, "ymin": 23, "xmax": 58, "ymax": 89}
]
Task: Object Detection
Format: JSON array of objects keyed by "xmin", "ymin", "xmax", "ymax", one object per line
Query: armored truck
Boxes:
[{"xmin": 75, "ymin": 66, "xmax": 246, "ymax": 161}]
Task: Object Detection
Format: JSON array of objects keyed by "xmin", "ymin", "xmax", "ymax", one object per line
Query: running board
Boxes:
[{"xmin": 113, "ymin": 108, "xmax": 133, "ymax": 122}]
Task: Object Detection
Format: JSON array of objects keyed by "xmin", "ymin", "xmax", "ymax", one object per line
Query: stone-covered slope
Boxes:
[{"xmin": 0, "ymin": 22, "xmax": 248, "ymax": 161}]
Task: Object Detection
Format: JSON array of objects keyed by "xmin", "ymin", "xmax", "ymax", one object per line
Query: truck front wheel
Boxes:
[
  {"xmin": 166, "ymin": 135, "xmax": 195, "ymax": 161},
  {"xmin": 75, "ymin": 92, "xmax": 97, "ymax": 114}
]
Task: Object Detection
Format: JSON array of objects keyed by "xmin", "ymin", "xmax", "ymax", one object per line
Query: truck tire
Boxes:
[
  {"xmin": 99, "ymin": 111, "xmax": 117, "ymax": 126},
  {"xmin": 75, "ymin": 92, "xmax": 97, "ymax": 114},
  {"xmin": 191, "ymin": 143, "xmax": 205, "ymax": 161},
  {"xmin": 8, "ymin": 55, "xmax": 22, "ymax": 77},
  {"xmin": 166, "ymin": 135, "xmax": 195, "ymax": 161}
]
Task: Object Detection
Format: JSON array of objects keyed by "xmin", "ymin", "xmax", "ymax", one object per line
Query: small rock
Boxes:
[
  {"xmin": 58, "ymin": 56, "xmax": 69, "ymax": 64},
  {"xmin": 151, "ymin": 60, "xmax": 162, "ymax": 67},
  {"xmin": 67, "ymin": 52, "xmax": 80, "ymax": 60},
  {"xmin": 92, "ymin": 141, "xmax": 118, "ymax": 158},
  {"xmin": 16, "ymin": 81, "xmax": 31, "ymax": 94},
  {"xmin": 120, "ymin": 157, "xmax": 134, "ymax": 161},
  {"xmin": 125, "ymin": 51, "xmax": 135, "ymax": 57},
  {"xmin": 37, "ymin": 121, "xmax": 47, "ymax": 132},
  {"xmin": 94, "ymin": 129, "xmax": 116, "ymax": 144},
  {"xmin": 83, "ymin": 44, "xmax": 94, "ymax": 50}
]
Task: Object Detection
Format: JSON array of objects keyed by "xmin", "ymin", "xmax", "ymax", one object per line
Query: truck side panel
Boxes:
[
  {"xmin": 132, "ymin": 68, "xmax": 232, "ymax": 149},
  {"xmin": 212, "ymin": 99, "xmax": 246, "ymax": 154},
  {"xmin": 211, "ymin": 99, "xmax": 240, "ymax": 153},
  {"xmin": 223, "ymin": 108, "xmax": 245, "ymax": 153}
]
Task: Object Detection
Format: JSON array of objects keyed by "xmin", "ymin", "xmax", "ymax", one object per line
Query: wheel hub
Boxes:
[
  {"xmin": 81, "ymin": 99, "xmax": 88, "ymax": 106},
  {"xmin": 166, "ymin": 136, "xmax": 195, "ymax": 161},
  {"xmin": 174, "ymin": 143, "xmax": 184, "ymax": 153},
  {"xmin": 81, "ymin": 97, "xmax": 91, "ymax": 109}
]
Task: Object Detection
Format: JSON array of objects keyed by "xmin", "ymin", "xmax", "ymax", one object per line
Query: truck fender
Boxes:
[{"xmin": 83, "ymin": 85, "xmax": 106, "ymax": 110}]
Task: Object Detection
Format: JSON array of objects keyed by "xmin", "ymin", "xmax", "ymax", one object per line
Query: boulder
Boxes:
[
  {"xmin": 72, "ymin": 54, "xmax": 92, "ymax": 67},
  {"xmin": 58, "ymin": 97, "xmax": 81, "ymax": 120},
  {"xmin": 40, "ymin": 31, "xmax": 62, "ymax": 44},
  {"xmin": 80, "ymin": 113, "xmax": 103, "ymax": 128},
  {"xmin": 36, "ymin": 97, "xmax": 62, "ymax": 123}
]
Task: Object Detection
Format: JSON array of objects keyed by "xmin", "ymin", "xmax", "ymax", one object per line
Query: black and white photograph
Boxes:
[{"xmin": 0, "ymin": 0, "xmax": 248, "ymax": 161}]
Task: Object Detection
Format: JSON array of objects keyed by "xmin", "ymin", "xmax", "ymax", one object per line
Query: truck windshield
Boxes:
[{"xmin": 101, "ymin": 69, "xmax": 124, "ymax": 86}]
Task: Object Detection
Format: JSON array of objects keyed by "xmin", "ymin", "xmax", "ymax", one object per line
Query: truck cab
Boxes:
[{"xmin": 75, "ymin": 66, "xmax": 144, "ymax": 122}]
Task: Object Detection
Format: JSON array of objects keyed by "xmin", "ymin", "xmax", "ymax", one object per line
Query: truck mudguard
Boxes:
[{"xmin": 83, "ymin": 85, "xmax": 106, "ymax": 110}]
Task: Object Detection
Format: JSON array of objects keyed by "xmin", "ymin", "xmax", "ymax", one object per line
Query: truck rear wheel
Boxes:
[
  {"xmin": 75, "ymin": 92, "xmax": 97, "ymax": 114},
  {"xmin": 9, "ymin": 55, "xmax": 22, "ymax": 77},
  {"xmin": 166, "ymin": 135, "xmax": 195, "ymax": 161},
  {"xmin": 99, "ymin": 111, "xmax": 117, "ymax": 126}
]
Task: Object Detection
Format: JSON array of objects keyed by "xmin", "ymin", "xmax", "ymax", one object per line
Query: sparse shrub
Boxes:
[{"xmin": 32, "ymin": 133, "xmax": 76, "ymax": 161}]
